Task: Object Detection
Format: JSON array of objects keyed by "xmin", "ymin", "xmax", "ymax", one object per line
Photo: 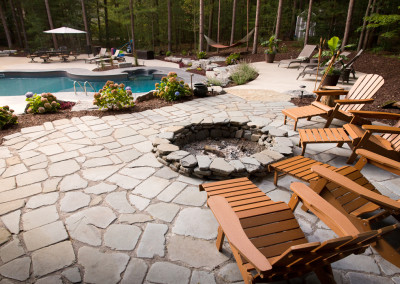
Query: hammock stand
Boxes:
[{"xmin": 204, "ymin": 29, "xmax": 255, "ymax": 49}]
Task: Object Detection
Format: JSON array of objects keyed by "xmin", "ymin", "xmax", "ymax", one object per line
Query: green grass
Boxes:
[{"xmin": 230, "ymin": 62, "xmax": 258, "ymax": 85}]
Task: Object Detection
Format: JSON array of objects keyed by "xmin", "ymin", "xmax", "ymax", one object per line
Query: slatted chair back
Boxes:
[
  {"xmin": 297, "ymin": 44, "xmax": 317, "ymax": 59},
  {"xmin": 381, "ymin": 120, "xmax": 400, "ymax": 152},
  {"xmin": 340, "ymin": 74, "xmax": 384, "ymax": 112}
]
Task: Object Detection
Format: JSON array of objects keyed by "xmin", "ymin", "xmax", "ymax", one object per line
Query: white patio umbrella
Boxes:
[{"xmin": 43, "ymin": 27, "xmax": 86, "ymax": 34}]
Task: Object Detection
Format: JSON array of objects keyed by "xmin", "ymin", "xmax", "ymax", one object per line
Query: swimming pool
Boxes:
[{"xmin": 0, "ymin": 76, "xmax": 160, "ymax": 96}]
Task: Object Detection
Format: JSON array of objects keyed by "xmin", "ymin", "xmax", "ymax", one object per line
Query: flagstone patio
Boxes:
[{"xmin": 0, "ymin": 94, "xmax": 399, "ymax": 283}]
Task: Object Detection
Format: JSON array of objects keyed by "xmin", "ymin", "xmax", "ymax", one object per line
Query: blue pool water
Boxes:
[{"xmin": 0, "ymin": 76, "xmax": 160, "ymax": 96}]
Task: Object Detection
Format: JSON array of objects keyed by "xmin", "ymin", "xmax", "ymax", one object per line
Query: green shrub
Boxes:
[
  {"xmin": 0, "ymin": 105, "xmax": 17, "ymax": 129},
  {"xmin": 26, "ymin": 93, "xmax": 60, "ymax": 114},
  {"xmin": 196, "ymin": 67, "xmax": 203, "ymax": 71},
  {"xmin": 154, "ymin": 72, "xmax": 192, "ymax": 101},
  {"xmin": 181, "ymin": 50, "xmax": 187, "ymax": 56},
  {"xmin": 197, "ymin": 51, "xmax": 207, "ymax": 59},
  {"xmin": 207, "ymin": 77, "xmax": 223, "ymax": 86},
  {"xmin": 230, "ymin": 62, "xmax": 258, "ymax": 85},
  {"xmin": 93, "ymin": 81, "xmax": 135, "ymax": 110},
  {"xmin": 225, "ymin": 53, "xmax": 240, "ymax": 65},
  {"xmin": 166, "ymin": 51, "xmax": 172, "ymax": 57}
]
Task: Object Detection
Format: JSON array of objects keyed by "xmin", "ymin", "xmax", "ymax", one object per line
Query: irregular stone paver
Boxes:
[
  {"xmin": 172, "ymin": 208, "xmax": 218, "ymax": 240},
  {"xmin": 190, "ymin": 271, "xmax": 217, "ymax": 284},
  {"xmin": 61, "ymin": 267, "xmax": 82, "ymax": 283},
  {"xmin": 37, "ymin": 144, "xmax": 64, "ymax": 155},
  {"xmin": 114, "ymin": 127, "xmax": 138, "ymax": 139},
  {"xmin": 146, "ymin": 202, "xmax": 180, "ymax": 222},
  {"xmin": 2, "ymin": 163, "xmax": 28, "ymax": 178},
  {"xmin": 82, "ymin": 165, "xmax": 123, "ymax": 181},
  {"xmin": 0, "ymin": 200, "xmax": 24, "ymax": 216},
  {"xmin": 121, "ymin": 258, "xmax": 148, "ymax": 284},
  {"xmin": 107, "ymin": 173, "xmax": 141, "ymax": 189},
  {"xmin": 23, "ymin": 221, "xmax": 68, "ymax": 251},
  {"xmin": 155, "ymin": 166, "xmax": 179, "ymax": 179},
  {"xmin": 105, "ymin": 192, "xmax": 135, "ymax": 213},
  {"xmin": 115, "ymin": 149, "xmax": 142, "ymax": 163},
  {"xmin": 59, "ymin": 173, "xmax": 88, "ymax": 191},
  {"xmin": 129, "ymin": 195, "xmax": 151, "ymax": 210},
  {"xmin": 136, "ymin": 223, "xmax": 168, "ymax": 258},
  {"xmin": 347, "ymin": 272, "xmax": 394, "ymax": 284},
  {"xmin": 0, "ymin": 228, "xmax": 11, "ymax": 245},
  {"xmin": 146, "ymin": 262, "xmax": 191, "ymax": 284},
  {"xmin": 82, "ymin": 157, "xmax": 113, "ymax": 168},
  {"xmin": 60, "ymin": 191, "xmax": 90, "ymax": 212},
  {"xmin": 118, "ymin": 213, "xmax": 153, "ymax": 224},
  {"xmin": 209, "ymin": 158, "xmax": 234, "ymax": 176},
  {"xmin": 332, "ymin": 254, "xmax": 380, "ymax": 274},
  {"xmin": 26, "ymin": 192, "xmax": 59, "ymax": 209},
  {"xmin": 133, "ymin": 176, "xmax": 170, "ymax": 198},
  {"xmin": 104, "ymin": 224, "xmax": 141, "ymax": 250},
  {"xmin": 127, "ymin": 153, "xmax": 162, "ymax": 168},
  {"xmin": 173, "ymin": 186, "xmax": 207, "ymax": 206},
  {"xmin": 0, "ymin": 257, "xmax": 31, "ymax": 281},
  {"xmin": 0, "ymin": 237, "xmax": 25, "ymax": 263},
  {"xmin": 0, "ymin": 177, "xmax": 16, "ymax": 192},
  {"xmin": 48, "ymin": 160, "xmax": 80, "ymax": 177},
  {"xmin": 84, "ymin": 182, "xmax": 117, "ymax": 194},
  {"xmin": 35, "ymin": 275, "xmax": 63, "ymax": 284},
  {"xmin": 1, "ymin": 210, "xmax": 21, "ymax": 234},
  {"xmin": 32, "ymin": 241, "xmax": 75, "ymax": 277},
  {"xmin": 16, "ymin": 169, "xmax": 48, "ymax": 186},
  {"xmin": 157, "ymin": 181, "xmax": 187, "ymax": 202},
  {"xmin": 22, "ymin": 205, "xmax": 59, "ymax": 231},
  {"xmin": 120, "ymin": 167, "xmax": 155, "ymax": 179},
  {"xmin": 168, "ymin": 235, "xmax": 229, "ymax": 268},
  {"xmin": 217, "ymin": 263, "xmax": 243, "ymax": 283},
  {"xmin": 78, "ymin": 246, "xmax": 129, "ymax": 284}
]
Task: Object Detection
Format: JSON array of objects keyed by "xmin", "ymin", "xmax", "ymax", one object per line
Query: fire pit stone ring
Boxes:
[{"xmin": 152, "ymin": 117, "xmax": 294, "ymax": 180}]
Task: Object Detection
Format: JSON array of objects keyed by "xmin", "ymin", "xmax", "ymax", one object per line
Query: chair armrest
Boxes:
[
  {"xmin": 314, "ymin": 90, "xmax": 349, "ymax": 97},
  {"xmin": 290, "ymin": 182, "xmax": 360, "ymax": 237},
  {"xmin": 349, "ymin": 110, "xmax": 400, "ymax": 120},
  {"xmin": 356, "ymin": 149, "xmax": 400, "ymax": 173},
  {"xmin": 362, "ymin": 125, "xmax": 400, "ymax": 134},
  {"xmin": 208, "ymin": 196, "xmax": 272, "ymax": 272},
  {"xmin": 334, "ymin": 99, "xmax": 374, "ymax": 105},
  {"xmin": 311, "ymin": 165, "xmax": 400, "ymax": 211}
]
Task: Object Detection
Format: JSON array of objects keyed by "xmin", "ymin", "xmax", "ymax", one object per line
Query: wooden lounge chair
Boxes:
[
  {"xmin": 282, "ymin": 74, "xmax": 384, "ymax": 130},
  {"xmin": 202, "ymin": 178, "xmax": 398, "ymax": 283},
  {"xmin": 278, "ymin": 44, "xmax": 316, "ymax": 68},
  {"xmin": 288, "ymin": 165, "xmax": 400, "ymax": 268},
  {"xmin": 297, "ymin": 111, "xmax": 400, "ymax": 163}
]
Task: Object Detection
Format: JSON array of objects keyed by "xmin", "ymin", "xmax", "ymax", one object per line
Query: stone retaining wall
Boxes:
[{"xmin": 152, "ymin": 117, "xmax": 294, "ymax": 180}]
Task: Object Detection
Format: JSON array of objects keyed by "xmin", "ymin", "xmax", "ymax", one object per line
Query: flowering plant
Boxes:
[
  {"xmin": 0, "ymin": 105, "xmax": 18, "ymax": 129},
  {"xmin": 93, "ymin": 81, "xmax": 135, "ymax": 110},
  {"xmin": 26, "ymin": 93, "xmax": 60, "ymax": 114},
  {"xmin": 154, "ymin": 72, "xmax": 192, "ymax": 101}
]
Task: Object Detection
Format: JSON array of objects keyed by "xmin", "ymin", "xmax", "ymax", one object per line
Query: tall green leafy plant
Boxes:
[
  {"xmin": 154, "ymin": 72, "xmax": 192, "ymax": 101},
  {"xmin": 93, "ymin": 81, "xmax": 135, "ymax": 110},
  {"xmin": 26, "ymin": 93, "xmax": 60, "ymax": 114},
  {"xmin": 261, "ymin": 36, "xmax": 281, "ymax": 54}
]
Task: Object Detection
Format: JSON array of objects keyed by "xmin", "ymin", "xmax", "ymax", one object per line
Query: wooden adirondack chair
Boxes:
[
  {"xmin": 282, "ymin": 74, "xmax": 384, "ymax": 130},
  {"xmin": 288, "ymin": 165, "xmax": 400, "ymax": 268},
  {"xmin": 203, "ymin": 178, "xmax": 398, "ymax": 283},
  {"xmin": 297, "ymin": 111, "xmax": 400, "ymax": 163}
]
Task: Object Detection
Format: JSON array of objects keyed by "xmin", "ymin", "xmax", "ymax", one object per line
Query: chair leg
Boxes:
[
  {"xmin": 284, "ymin": 115, "xmax": 287, "ymax": 125},
  {"xmin": 216, "ymin": 226, "xmax": 225, "ymax": 252},
  {"xmin": 314, "ymin": 265, "xmax": 335, "ymax": 284},
  {"xmin": 274, "ymin": 171, "xmax": 279, "ymax": 186},
  {"xmin": 337, "ymin": 142, "xmax": 344, "ymax": 148},
  {"xmin": 347, "ymin": 150, "xmax": 358, "ymax": 164},
  {"xmin": 294, "ymin": 120, "xmax": 298, "ymax": 131},
  {"xmin": 301, "ymin": 142, "xmax": 307, "ymax": 156}
]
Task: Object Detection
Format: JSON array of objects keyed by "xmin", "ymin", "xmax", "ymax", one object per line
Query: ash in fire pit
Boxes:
[
  {"xmin": 152, "ymin": 117, "xmax": 294, "ymax": 180},
  {"xmin": 182, "ymin": 137, "xmax": 264, "ymax": 160}
]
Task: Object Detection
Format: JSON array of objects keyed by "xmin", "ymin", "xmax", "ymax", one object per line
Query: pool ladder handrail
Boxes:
[
  {"xmin": 84, "ymin": 81, "xmax": 96, "ymax": 95},
  {"xmin": 73, "ymin": 81, "xmax": 85, "ymax": 95}
]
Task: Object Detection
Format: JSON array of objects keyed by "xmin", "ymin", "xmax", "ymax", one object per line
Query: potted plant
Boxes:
[{"xmin": 261, "ymin": 36, "xmax": 280, "ymax": 63}]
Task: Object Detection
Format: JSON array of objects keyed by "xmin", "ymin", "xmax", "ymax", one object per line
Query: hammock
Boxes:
[{"xmin": 204, "ymin": 29, "xmax": 255, "ymax": 49}]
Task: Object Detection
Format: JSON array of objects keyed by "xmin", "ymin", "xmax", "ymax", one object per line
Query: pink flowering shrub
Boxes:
[
  {"xmin": 0, "ymin": 105, "xmax": 18, "ymax": 129},
  {"xmin": 93, "ymin": 81, "xmax": 135, "ymax": 110},
  {"xmin": 26, "ymin": 93, "xmax": 60, "ymax": 114},
  {"xmin": 154, "ymin": 72, "xmax": 192, "ymax": 101}
]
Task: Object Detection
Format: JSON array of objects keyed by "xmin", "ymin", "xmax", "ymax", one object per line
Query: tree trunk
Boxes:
[
  {"xmin": 9, "ymin": 0, "xmax": 22, "ymax": 47},
  {"xmin": 252, "ymin": 0, "xmax": 260, "ymax": 54},
  {"xmin": 17, "ymin": 0, "xmax": 28, "ymax": 48},
  {"xmin": 97, "ymin": 0, "xmax": 102, "ymax": 43},
  {"xmin": 246, "ymin": 0, "xmax": 249, "ymax": 50},
  {"xmin": 304, "ymin": 0, "xmax": 312, "ymax": 45},
  {"xmin": 275, "ymin": 0, "xmax": 283, "ymax": 39},
  {"xmin": 342, "ymin": 0, "xmax": 354, "ymax": 48},
  {"xmin": 206, "ymin": 0, "xmax": 214, "ymax": 52},
  {"xmin": 44, "ymin": 0, "xmax": 58, "ymax": 49},
  {"xmin": 289, "ymin": 0, "xmax": 297, "ymax": 40},
  {"xmin": 167, "ymin": 0, "xmax": 171, "ymax": 52},
  {"xmin": 230, "ymin": 0, "xmax": 237, "ymax": 45},
  {"xmin": 217, "ymin": 0, "xmax": 220, "ymax": 53},
  {"xmin": 199, "ymin": 0, "xmax": 204, "ymax": 51},
  {"xmin": 154, "ymin": 0, "xmax": 159, "ymax": 49},
  {"xmin": 362, "ymin": 0, "xmax": 376, "ymax": 50},
  {"xmin": 104, "ymin": 0, "xmax": 109, "ymax": 48},
  {"xmin": 81, "ymin": 0, "xmax": 91, "ymax": 49},
  {"xmin": 358, "ymin": 0, "xmax": 372, "ymax": 51},
  {"xmin": 129, "ymin": 0, "xmax": 135, "ymax": 50},
  {"xmin": 0, "ymin": 2, "xmax": 12, "ymax": 49}
]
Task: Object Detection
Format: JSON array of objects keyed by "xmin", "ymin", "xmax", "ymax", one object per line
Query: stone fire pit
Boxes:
[{"xmin": 152, "ymin": 117, "xmax": 294, "ymax": 180}]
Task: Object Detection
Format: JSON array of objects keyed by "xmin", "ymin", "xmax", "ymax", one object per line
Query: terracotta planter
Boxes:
[
  {"xmin": 322, "ymin": 74, "xmax": 340, "ymax": 86},
  {"xmin": 265, "ymin": 53, "xmax": 276, "ymax": 63}
]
